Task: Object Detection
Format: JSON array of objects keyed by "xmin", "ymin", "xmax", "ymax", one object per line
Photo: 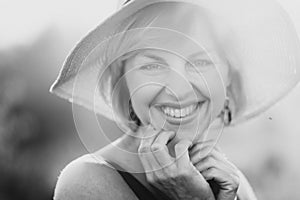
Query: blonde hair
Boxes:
[
  {"xmin": 98, "ymin": 2, "xmax": 246, "ymax": 131},
  {"xmin": 99, "ymin": 51, "xmax": 142, "ymax": 132}
]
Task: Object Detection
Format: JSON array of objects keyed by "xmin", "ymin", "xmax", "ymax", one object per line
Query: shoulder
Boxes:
[{"xmin": 54, "ymin": 154, "xmax": 138, "ymax": 200}]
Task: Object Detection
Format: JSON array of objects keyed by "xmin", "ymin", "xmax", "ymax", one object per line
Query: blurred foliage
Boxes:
[{"xmin": 0, "ymin": 28, "xmax": 86, "ymax": 200}]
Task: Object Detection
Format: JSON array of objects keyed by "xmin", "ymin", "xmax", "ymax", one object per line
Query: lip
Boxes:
[
  {"xmin": 154, "ymin": 100, "xmax": 206, "ymax": 109},
  {"xmin": 157, "ymin": 101, "xmax": 207, "ymax": 125}
]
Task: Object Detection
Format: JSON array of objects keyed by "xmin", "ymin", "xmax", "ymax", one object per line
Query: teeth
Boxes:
[
  {"xmin": 181, "ymin": 109, "xmax": 186, "ymax": 116},
  {"xmin": 170, "ymin": 109, "xmax": 174, "ymax": 116},
  {"xmin": 175, "ymin": 109, "xmax": 180, "ymax": 117},
  {"xmin": 162, "ymin": 103, "xmax": 200, "ymax": 118}
]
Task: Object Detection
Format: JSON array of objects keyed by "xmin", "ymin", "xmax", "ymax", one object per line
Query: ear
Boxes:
[{"xmin": 226, "ymin": 67, "xmax": 246, "ymax": 121}]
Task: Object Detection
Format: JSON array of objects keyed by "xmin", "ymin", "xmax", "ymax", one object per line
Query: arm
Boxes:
[{"xmin": 53, "ymin": 156, "xmax": 138, "ymax": 200}]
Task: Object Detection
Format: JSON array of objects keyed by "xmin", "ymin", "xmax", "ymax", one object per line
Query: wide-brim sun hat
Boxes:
[{"xmin": 50, "ymin": 0, "xmax": 300, "ymax": 127}]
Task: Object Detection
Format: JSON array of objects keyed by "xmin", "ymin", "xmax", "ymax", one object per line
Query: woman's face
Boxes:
[
  {"xmin": 122, "ymin": 5, "xmax": 231, "ymax": 144},
  {"xmin": 123, "ymin": 44, "xmax": 230, "ymax": 144}
]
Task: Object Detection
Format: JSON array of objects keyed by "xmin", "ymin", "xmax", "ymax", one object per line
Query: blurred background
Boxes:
[{"xmin": 0, "ymin": 0, "xmax": 300, "ymax": 199}]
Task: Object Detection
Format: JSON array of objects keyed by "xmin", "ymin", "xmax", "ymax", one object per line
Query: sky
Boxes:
[{"xmin": 0, "ymin": 0, "xmax": 299, "ymax": 49}]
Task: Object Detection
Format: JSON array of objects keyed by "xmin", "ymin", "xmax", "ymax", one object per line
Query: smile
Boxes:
[
  {"xmin": 161, "ymin": 103, "xmax": 198, "ymax": 118},
  {"xmin": 158, "ymin": 101, "xmax": 207, "ymax": 125}
]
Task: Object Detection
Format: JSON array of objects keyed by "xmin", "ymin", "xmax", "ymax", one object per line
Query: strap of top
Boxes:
[
  {"xmin": 102, "ymin": 158, "xmax": 169, "ymax": 200},
  {"xmin": 101, "ymin": 157, "xmax": 240, "ymax": 200},
  {"xmin": 116, "ymin": 169, "xmax": 159, "ymax": 200}
]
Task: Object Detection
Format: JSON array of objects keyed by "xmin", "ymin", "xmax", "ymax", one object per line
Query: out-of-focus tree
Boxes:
[{"xmin": 0, "ymin": 28, "xmax": 85, "ymax": 200}]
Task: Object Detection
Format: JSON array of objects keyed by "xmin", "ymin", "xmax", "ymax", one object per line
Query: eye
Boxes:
[
  {"xmin": 187, "ymin": 59, "xmax": 214, "ymax": 72},
  {"xmin": 194, "ymin": 59, "xmax": 213, "ymax": 67},
  {"xmin": 139, "ymin": 63, "xmax": 167, "ymax": 71}
]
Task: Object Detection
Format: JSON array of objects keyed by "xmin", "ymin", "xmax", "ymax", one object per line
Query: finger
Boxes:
[
  {"xmin": 189, "ymin": 144, "xmax": 215, "ymax": 164},
  {"xmin": 194, "ymin": 149, "xmax": 231, "ymax": 171},
  {"xmin": 138, "ymin": 128, "xmax": 161, "ymax": 172},
  {"xmin": 194, "ymin": 150, "xmax": 238, "ymax": 181},
  {"xmin": 207, "ymin": 148, "xmax": 238, "ymax": 172},
  {"xmin": 189, "ymin": 139, "xmax": 216, "ymax": 154},
  {"xmin": 201, "ymin": 167, "xmax": 230, "ymax": 182},
  {"xmin": 194, "ymin": 156, "xmax": 215, "ymax": 172},
  {"xmin": 189, "ymin": 140, "xmax": 216, "ymax": 158},
  {"xmin": 194, "ymin": 155, "xmax": 232, "ymax": 176},
  {"xmin": 174, "ymin": 140, "xmax": 192, "ymax": 169},
  {"xmin": 151, "ymin": 131, "xmax": 176, "ymax": 167},
  {"xmin": 202, "ymin": 167, "xmax": 239, "ymax": 192},
  {"xmin": 139, "ymin": 143, "xmax": 159, "ymax": 173}
]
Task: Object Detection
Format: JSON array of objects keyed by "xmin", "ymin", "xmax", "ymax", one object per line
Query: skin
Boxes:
[
  {"xmin": 124, "ymin": 48, "xmax": 229, "ymax": 139},
  {"xmin": 100, "ymin": 3, "xmax": 255, "ymax": 199},
  {"xmin": 137, "ymin": 126, "xmax": 215, "ymax": 200},
  {"xmin": 121, "ymin": 44, "xmax": 239, "ymax": 199},
  {"xmin": 135, "ymin": 126, "xmax": 240, "ymax": 200},
  {"xmin": 54, "ymin": 3, "xmax": 257, "ymax": 200},
  {"xmin": 190, "ymin": 141, "xmax": 240, "ymax": 199}
]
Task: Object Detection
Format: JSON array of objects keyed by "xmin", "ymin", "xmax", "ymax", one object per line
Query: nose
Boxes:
[{"xmin": 164, "ymin": 68, "xmax": 198, "ymax": 102}]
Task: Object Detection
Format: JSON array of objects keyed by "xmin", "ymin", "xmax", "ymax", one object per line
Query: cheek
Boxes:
[
  {"xmin": 126, "ymin": 73, "xmax": 164, "ymax": 124},
  {"xmin": 208, "ymin": 71, "xmax": 229, "ymax": 118},
  {"xmin": 192, "ymin": 69, "xmax": 228, "ymax": 118}
]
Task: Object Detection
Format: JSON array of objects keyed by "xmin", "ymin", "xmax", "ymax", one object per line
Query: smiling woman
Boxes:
[
  {"xmin": 123, "ymin": 48, "xmax": 227, "ymax": 143},
  {"xmin": 50, "ymin": 0, "xmax": 300, "ymax": 199},
  {"xmin": 98, "ymin": 3, "xmax": 242, "ymax": 134}
]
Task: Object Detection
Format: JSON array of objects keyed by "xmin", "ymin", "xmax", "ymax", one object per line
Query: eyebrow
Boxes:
[
  {"xmin": 189, "ymin": 50, "xmax": 211, "ymax": 58},
  {"xmin": 142, "ymin": 54, "xmax": 168, "ymax": 63},
  {"xmin": 137, "ymin": 50, "xmax": 211, "ymax": 63}
]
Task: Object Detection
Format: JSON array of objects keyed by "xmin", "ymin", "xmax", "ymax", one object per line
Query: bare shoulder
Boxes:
[{"xmin": 54, "ymin": 154, "xmax": 138, "ymax": 200}]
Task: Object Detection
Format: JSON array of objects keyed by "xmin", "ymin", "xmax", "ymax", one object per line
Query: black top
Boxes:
[
  {"xmin": 104, "ymin": 159, "xmax": 170, "ymax": 200},
  {"xmin": 105, "ymin": 160, "xmax": 236, "ymax": 200},
  {"xmin": 116, "ymin": 169, "xmax": 171, "ymax": 200}
]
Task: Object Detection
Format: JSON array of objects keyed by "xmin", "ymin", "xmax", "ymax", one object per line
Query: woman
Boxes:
[{"xmin": 50, "ymin": 0, "xmax": 300, "ymax": 199}]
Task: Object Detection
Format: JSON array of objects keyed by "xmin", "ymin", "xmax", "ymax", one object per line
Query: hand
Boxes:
[
  {"xmin": 189, "ymin": 143, "xmax": 240, "ymax": 200},
  {"xmin": 137, "ymin": 125, "xmax": 216, "ymax": 200}
]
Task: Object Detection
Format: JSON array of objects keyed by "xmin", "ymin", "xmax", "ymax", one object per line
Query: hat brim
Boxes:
[{"xmin": 50, "ymin": 0, "xmax": 300, "ymax": 126}]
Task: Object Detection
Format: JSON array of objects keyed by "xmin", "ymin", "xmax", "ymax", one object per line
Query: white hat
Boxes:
[{"xmin": 50, "ymin": 0, "xmax": 300, "ymax": 126}]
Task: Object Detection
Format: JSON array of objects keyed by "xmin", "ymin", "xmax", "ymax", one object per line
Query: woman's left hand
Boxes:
[{"xmin": 189, "ymin": 143, "xmax": 240, "ymax": 200}]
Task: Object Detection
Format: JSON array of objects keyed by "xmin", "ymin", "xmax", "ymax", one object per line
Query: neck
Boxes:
[
  {"xmin": 97, "ymin": 131, "xmax": 156, "ymax": 192},
  {"xmin": 97, "ymin": 129, "xmax": 146, "ymax": 173}
]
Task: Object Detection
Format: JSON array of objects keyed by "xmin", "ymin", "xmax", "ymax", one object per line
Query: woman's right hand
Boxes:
[{"xmin": 137, "ymin": 126, "xmax": 215, "ymax": 200}]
